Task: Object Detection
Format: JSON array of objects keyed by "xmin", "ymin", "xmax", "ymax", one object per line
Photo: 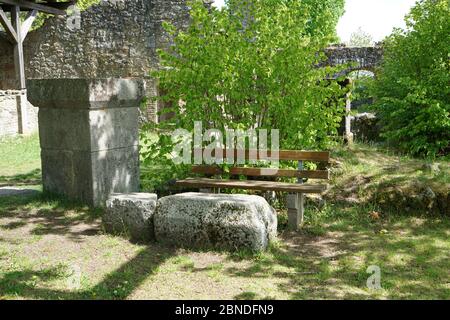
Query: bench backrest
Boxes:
[{"xmin": 192, "ymin": 149, "xmax": 330, "ymax": 180}]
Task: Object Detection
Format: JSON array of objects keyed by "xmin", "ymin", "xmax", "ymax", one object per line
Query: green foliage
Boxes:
[
  {"xmin": 301, "ymin": 0, "xmax": 345, "ymax": 42},
  {"xmin": 74, "ymin": 0, "xmax": 101, "ymax": 10},
  {"xmin": 348, "ymin": 71, "xmax": 375, "ymax": 113},
  {"xmin": 371, "ymin": 0, "xmax": 450, "ymax": 157},
  {"xmin": 142, "ymin": 0, "xmax": 347, "ymax": 188}
]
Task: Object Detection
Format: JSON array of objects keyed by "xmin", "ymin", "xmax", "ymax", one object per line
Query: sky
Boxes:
[
  {"xmin": 212, "ymin": 0, "xmax": 418, "ymax": 43},
  {"xmin": 337, "ymin": 0, "xmax": 417, "ymax": 42}
]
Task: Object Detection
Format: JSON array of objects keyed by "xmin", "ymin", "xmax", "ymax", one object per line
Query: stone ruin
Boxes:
[
  {"xmin": 0, "ymin": 0, "xmax": 384, "ymax": 137},
  {"xmin": 0, "ymin": 0, "xmax": 195, "ymax": 136},
  {"xmin": 324, "ymin": 43, "xmax": 383, "ymax": 76}
]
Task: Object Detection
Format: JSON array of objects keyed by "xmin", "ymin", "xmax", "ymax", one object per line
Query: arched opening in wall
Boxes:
[
  {"xmin": 348, "ymin": 70, "xmax": 375, "ymax": 112},
  {"xmin": 347, "ymin": 70, "xmax": 380, "ymax": 143}
]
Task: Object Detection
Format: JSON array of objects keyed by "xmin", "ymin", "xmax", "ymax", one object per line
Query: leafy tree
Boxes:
[
  {"xmin": 141, "ymin": 0, "xmax": 347, "ymax": 190},
  {"xmin": 371, "ymin": 0, "xmax": 450, "ymax": 157},
  {"xmin": 295, "ymin": 0, "xmax": 345, "ymax": 42},
  {"xmin": 348, "ymin": 27, "xmax": 374, "ymax": 47},
  {"xmin": 152, "ymin": 0, "xmax": 347, "ymax": 148}
]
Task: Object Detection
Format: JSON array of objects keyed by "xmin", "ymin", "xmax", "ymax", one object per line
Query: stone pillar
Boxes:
[{"xmin": 27, "ymin": 78, "xmax": 144, "ymax": 207}]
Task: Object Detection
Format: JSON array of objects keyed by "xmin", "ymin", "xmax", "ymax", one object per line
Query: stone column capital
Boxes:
[{"xmin": 27, "ymin": 78, "xmax": 146, "ymax": 109}]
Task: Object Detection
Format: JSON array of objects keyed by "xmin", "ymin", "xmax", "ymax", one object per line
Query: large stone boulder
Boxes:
[
  {"xmin": 104, "ymin": 193, "xmax": 157, "ymax": 242},
  {"xmin": 154, "ymin": 193, "xmax": 278, "ymax": 252}
]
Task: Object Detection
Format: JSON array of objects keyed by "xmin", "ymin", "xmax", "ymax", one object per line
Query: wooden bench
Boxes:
[{"xmin": 175, "ymin": 149, "xmax": 331, "ymax": 230}]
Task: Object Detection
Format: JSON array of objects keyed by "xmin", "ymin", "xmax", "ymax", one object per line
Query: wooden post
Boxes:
[
  {"xmin": 0, "ymin": 6, "xmax": 38, "ymax": 134},
  {"xmin": 11, "ymin": 5, "xmax": 25, "ymax": 90},
  {"xmin": 0, "ymin": 2, "xmax": 67, "ymax": 135},
  {"xmin": 0, "ymin": 7, "xmax": 37, "ymax": 89},
  {"xmin": 287, "ymin": 160, "xmax": 305, "ymax": 230}
]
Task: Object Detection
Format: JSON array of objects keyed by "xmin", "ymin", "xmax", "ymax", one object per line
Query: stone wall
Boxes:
[
  {"xmin": 0, "ymin": 91, "xmax": 18, "ymax": 136},
  {"xmin": 324, "ymin": 44, "xmax": 384, "ymax": 75},
  {"xmin": 0, "ymin": 1, "xmax": 382, "ymax": 137},
  {"xmin": 0, "ymin": 37, "xmax": 15, "ymax": 89},
  {"xmin": 0, "ymin": 90, "xmax": 38, "ymax": 136},
  {"xmin": 0, "ymin": 0, "xmax": 196, "ymax": 132}
]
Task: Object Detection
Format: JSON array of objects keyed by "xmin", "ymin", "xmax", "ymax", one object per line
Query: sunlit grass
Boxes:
[{"xmin": 0, "ymin": 134, "xmax": 41, "ymax": 184}]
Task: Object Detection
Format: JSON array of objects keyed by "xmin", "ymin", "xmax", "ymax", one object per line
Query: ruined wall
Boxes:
[
  {"xmin": 0, "ymin": 91, "xmax": 18, "ymax": 136},
  {"xmin": 324, "ymin": 44, "xmax": 384, "ymax": 75},
  {"xmin": 0, "ymin": 2, "xmax": 382, "ymax": 136},
  {"xmin": 0, "ymin": 36, "xmax": 15, "ymax": 89},
  {"xmin": 0, "ymin": 0, "xmax": 193, "ymax": 133},
  {"xmin": 22, "ymin": 0, "xmax": 187, "ymax": 80},
  {"xmin": 0, "ymin": 90, "xmax": 38, "ymax": 136}
]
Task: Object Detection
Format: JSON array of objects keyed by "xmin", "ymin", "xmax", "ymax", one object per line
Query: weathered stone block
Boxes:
[
  {"xmin": 154, "ymin": 193, "xmax": 278, "ymax": 252},
  {"xmin": 40, "ymin": 146, "xmax": 140, "ymax": 206},
  {"xmin": 104, "ymin": 193, "xmax": 158, "ymax": 242},
  {"xmin": 27, "ymin": 78, "xmax": 145, "ymax": 110},
  {"xmin": 37, "ymin": 107, "xmax": 139, "ymax": 152},
  {"xmin": 28, "ymin": 78, "xmax": 143, "ymax": 207}
]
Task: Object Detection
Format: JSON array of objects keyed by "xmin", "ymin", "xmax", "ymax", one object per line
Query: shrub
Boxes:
[{"xmin": 371, "ymin": 0, "xmax": 450, "ymax": 157}]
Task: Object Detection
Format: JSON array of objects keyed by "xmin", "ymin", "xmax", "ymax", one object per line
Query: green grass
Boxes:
[
  {"xmin": 0, "ymin": 191, "xmax": 448, "ymax": 300},
  {"xmin": 331, "ymin": 143, "xmax": 450, "ymax": 189},
  {"xmin": 0, "ymin": 134, "xmax": 41, "ymax": 185},
  {"xmin": 327, "ymin": 143, "xmax": 449, "ymax": 215},
  {"xmin": 0, "ymin": 135, "xmax": 448, "ymax": 300}
]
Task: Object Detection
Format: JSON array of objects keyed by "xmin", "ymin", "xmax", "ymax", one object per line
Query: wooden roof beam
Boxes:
[
  {"xmin": 0, "ymin": 6, "xmax": 17, "ymax": 43},
  {"xmin": 1, "ymin": 1, "xmax": 75, "ymax": 12}
]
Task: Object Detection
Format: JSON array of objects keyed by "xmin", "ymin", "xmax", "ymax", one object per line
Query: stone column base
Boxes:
[{"xmin": 28, "ymin": 78, "xmax": 145, "ymax": 207}]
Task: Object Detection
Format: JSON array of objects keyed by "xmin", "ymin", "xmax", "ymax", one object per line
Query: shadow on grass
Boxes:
[
  {"xmin": 225, "ymin": 214, "xmax": 450, "ymax": 299},
  {"xmin": 0, "ymin": 191, "xmax": 176, "ymax": 300},
  {"xmin": 1, "ymin": 191, "xmax": 449, "ymax": 300},
  {"xmin": 0, "ymin": 169, "xmax": 42, "ymax": 187},
  {"xmin": 0, "ymin": 191, "xmax": 103, "ymax": 242},
  {"xmin": 0, "ymin": 245, "xmax": 175, "ymax": 300}
]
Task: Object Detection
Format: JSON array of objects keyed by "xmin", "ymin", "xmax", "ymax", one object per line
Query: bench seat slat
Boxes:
[
  {"xmin": 192, "ymin": 166, "xmax": 330, "ymax": 179},
  {"xmin": 195, "ymin": 149, "xmax": 330, "ymax": 162},
  {"xmin": 176, "ymin": 178, "xmax": 328, "ymax": 194}
]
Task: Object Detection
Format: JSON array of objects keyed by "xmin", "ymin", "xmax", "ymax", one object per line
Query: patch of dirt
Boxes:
[
  {"xmin": 186, "ymin": 252, "xmax": 226, "ymax": 269},
  {"xmin": 281, "ymin": 231, "xmax": 350, "ymax": 260}
]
